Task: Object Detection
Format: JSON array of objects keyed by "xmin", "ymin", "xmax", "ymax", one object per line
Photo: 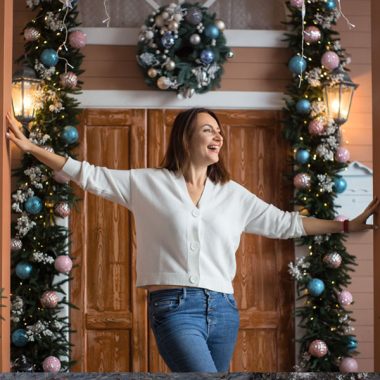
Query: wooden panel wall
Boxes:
[{"xmin": 12, "ymin": 0, "xmax": 374, "ymax": 371}]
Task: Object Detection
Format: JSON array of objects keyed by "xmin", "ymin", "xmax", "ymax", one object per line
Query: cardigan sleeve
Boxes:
[
  {"xmin": 243, "ymin": 193, "xmax": 306, "ymax": 239},
  {"xmin": 58, "ymin": 157, "xmax": 132, "ymax": 209}
]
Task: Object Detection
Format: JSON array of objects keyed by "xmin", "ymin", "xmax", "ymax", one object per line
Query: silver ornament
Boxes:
[
  {"xmin": 183, "ymin": 87, "xmax": 195, "ymax": 98},
  {"xmin": 161, "ymin": 11, "xmax": 170, "ymax": 20},
  {"xmin": 11, "ymin": 238, "xmax": 23, "ymax": 252},
  {"xmin": 190, "ymin": 34, "xmax": 201, "ymax": 45},
  {"xmin": 157, "ymin": 76, "xmax": 171, "ymax": 90},
  {"xmin": 148, "ymin": 68, "xmax": 158, "ymax": 78},
  {"xmin": 54, "ymin": 202, "xmax": 71, "ymax": 218},
  {"xmin": 215, "ymin": 19, "xmax": 226, "ymax": 31},
  {"xmin": 24, "ymin": 27, "xmax": 41, "ymax": 42},
  {"xmin": 168, "ymin": 20, "xmax": 179, "ymax": 31},
  {"xmin": 59, "ymin": 72, "xmax": 78, "ymax": 89},
  {"xmin": 323, "ymin": 252, "xmax": 342, "ymax": 268},
  {"xmin": 145, "ymin": 30, "xmax": 154, "ymax": 40},
  {"xmin": 165, "ymin": 60, "xmax": 176, "ymax": 71}
]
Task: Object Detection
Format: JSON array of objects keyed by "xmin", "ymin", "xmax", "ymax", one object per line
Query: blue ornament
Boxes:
[
  {"xmin": 307, "ymin": 278, "xmax": 325, "ymax": 296},
  {"xmin": 288, "ymin": 56, "xmax": 307, "ymax": 74},
  {"xmin": 15, "ymin": 262, "xmax": 33, "ymax": 280},
  {"xmin": 185, "ymin": 8, "xmax": 203, "ymax": 25},
  {"xmin": 334, "ymin": 177, "xmax": 347, "ymax": 193},
  {"xmin": 205, "ymin": 24, "xmax": 220, "ymax": 39},
  {"xmin": 161, "ymin": 32, "xmax": 175, "ymax": 49},
  {"xmin": 12, "ymin": 329, "xmax": 29, "ymax": 347},
  {"xmin": 25, "ymin": 196, "xmax": 43, "ymax": 214},
  {"xmin": 40, "ymin": 48, "xmax": 59, "ymax": 67},
  {"xmin": 325, "ymin": 0, "xmax": 337, "ymax": 10},
  {"xmin": 296, "ymin": 149, "xmax": 310, "ymax": 164},
  {"xmin": 347, "ymin": 337, "xmax": 358, "ymax": 351},
  {"xmin": 61, "ymin": 125, "xmax": 79, "ymax": 144},
  {"xmin": 296, "ymin": 99, "xmax": 311, "ymax": 114},
  {"xmin": 200, "ymin": 49, "xmax": 214, "ymax": 65}
]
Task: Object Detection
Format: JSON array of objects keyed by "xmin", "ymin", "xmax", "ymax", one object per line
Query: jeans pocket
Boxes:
[
  {"xmin": 223, "ymin": 293, "xmax": 238, "ymax": 310},
  {"xmin": 150, "ymin": 292, "xmax": 183, "ymax": 322}
]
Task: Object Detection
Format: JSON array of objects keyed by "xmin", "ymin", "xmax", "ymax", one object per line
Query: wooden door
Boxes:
[
  {"xmin": 70, "ymin": 109, "xmax": 148, "ymax": 371},
  {"xmin": 147, "ymin": 109, "xmax": 294, "ymax": 372},
  {"xmin": 71, "ymin": 108, "xmax": 294, "ymax": 372}
]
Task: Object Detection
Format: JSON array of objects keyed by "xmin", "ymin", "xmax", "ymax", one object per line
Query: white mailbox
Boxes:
[{"xmin": 335, "ymin": 161, "xmax": 373, "ymax": 222}]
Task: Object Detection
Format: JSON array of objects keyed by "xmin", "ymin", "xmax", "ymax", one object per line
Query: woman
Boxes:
[{"xmin": 6, "ymin": 108, "xmax": 379, "ymax": 372}]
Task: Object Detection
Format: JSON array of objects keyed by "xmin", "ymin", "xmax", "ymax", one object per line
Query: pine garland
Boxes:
[
  {"xmin": 283, "ymin": 0, "xmax": 359, "ymax": 372},
  {"xmin": 10, "ymin": 0, "xmax": 84, "ymax": 372}
]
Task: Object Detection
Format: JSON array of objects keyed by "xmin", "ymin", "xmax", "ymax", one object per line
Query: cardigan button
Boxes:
[
  {"xmin": 192, "ymin": 209, "xmax": 200, "ymax": 217},
  {"xmin": 189, "ymin": 275, "xmax": 198, "ymax": 284}
]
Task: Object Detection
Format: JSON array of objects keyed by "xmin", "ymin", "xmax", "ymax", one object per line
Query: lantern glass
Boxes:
[
  {"xmin": 12, "ymin": 66, "xmax": 41, "ymax": 123},
  {"xmin": 323, "ymin": 69, "xmax": 358, "ymax": 125}
]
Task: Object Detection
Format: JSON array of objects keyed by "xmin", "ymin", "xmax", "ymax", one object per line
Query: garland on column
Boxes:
[
  {"xmin": 10, "ymin": 0, "xmax": 85, "ymax": 372},
  {"xmin": 283, "ymin": 0, "xmax": 359, "ymax": 372}
]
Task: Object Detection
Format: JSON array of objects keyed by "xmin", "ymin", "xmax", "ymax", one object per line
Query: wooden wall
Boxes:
[{"xmin": 12, "ymin": 0, "xmax": 374, "ymax": 371}]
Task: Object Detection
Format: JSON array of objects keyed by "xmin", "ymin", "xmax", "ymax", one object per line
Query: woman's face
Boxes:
[{"xmin": 188, "ymin": 112, "xmax": 224, "ymax": 167}]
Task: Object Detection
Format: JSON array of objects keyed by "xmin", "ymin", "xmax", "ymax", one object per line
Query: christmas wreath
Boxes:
[{"xmin": 136, "ymin": 2, "xmax": 233, "ymax": 98}]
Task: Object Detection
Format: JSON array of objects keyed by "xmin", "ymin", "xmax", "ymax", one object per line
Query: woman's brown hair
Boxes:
[{"xmin": 160, "ymin": 108, "xmax": 230, "ymax": 184}]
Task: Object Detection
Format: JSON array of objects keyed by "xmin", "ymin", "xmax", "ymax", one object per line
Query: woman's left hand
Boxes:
[{"xmin": 349, "ymin": 197, "xmax": 380, "ymax": 232}]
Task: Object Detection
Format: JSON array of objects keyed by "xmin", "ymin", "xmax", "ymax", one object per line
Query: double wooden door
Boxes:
[{"xmin": 70, "ymin": 109, "xmax": 295, "ymax": 372}]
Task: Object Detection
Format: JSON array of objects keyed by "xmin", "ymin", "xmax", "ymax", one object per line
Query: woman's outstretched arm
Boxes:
[
  {"xmin": 302, "ymin": 197, "xmax": 379, "ymax": 235},
  {"xmin": 6, "ymin": 112, "xmax": 67, "ymax": 171}
]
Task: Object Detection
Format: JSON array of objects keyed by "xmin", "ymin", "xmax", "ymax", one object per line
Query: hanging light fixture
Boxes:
[
  {"xmin": 12, "ymin": 65, "xmax": 41, "ymax": 124},
  {"xmin": 323, "ymin": 67, "xmax": 358, "ymax": 125}
]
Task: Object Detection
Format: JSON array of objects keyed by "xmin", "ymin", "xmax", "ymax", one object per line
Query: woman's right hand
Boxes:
[{"xmin": 6, "ymin": 112, "xmax": 34, "ymax": 153}]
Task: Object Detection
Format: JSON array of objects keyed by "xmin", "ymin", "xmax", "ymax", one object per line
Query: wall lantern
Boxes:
[
  {"xmin": 12, "ymin": 65, "xmax": 41, "ymax": 124},
  {"xmin": 323, "ymin": 67, "xmax": 358, "ymax": 125}
]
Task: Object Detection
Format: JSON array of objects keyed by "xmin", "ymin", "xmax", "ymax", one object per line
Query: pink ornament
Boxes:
[
  {"xmin": 304, "ymin": 26, "xmax": 322, "ymax": 43},
  {"xmin": 335, "ymin": 214, "xmax": 348, "ymax": 222},
  {"xmin": 335, "ymin": 147, "xmax": 350, "ymax": 163},
  {"xmin": 54, "ymin": 202, "xmax": 71, "ymax": 218},
  {"xmin": 53, "ymin": 171, "xmax": 70, "ymax": 184},
  {"xmin": 308, "ymin": 339, "xmax": 328, "ymax": 358},
  {"xmin": 54, "ymin": 255, "xmax": 73, "ymax": 274},
  {"xmin": 42, "ymin": 356, "xmax": 61, "ymax": 373},
  {"xmin": 338, "ymin": 290, "xmax": 353, "ymax": 306},
  {"xmin": 40, "ymin": 290, "xmax": 59, "ymax": 308},
  {"xmin": 321, "ymin": 51, "xmax": 340, "ymax": 71},
  {"xmin": 308, "ymin": 118, "xmax": 325, "ymax": 135},
  {"xmin": 290, "ymin": 0, "xmax": 304, "ymax": 8},
  {"xmin": 59, "ymin": 72, "xmax": 78, "ymax": 89},
  {"xmin": 24, "ymin": 27, "xmax": 40, "ymax": 42},
  {"xmin": 339, "ymin": 357, "xmax": 358, "ymax": 373},
  {"xmin": 323, "ymin": 253, "xmax": 342, "ymax": 268},
  {"xmin": 11, "ymin": 238, "xmax": 23, "ymax": 252},
  {"xmin": 69, "ymin": 30, "xmax": 87, "ymax": 49},
  {"xmin": 293, "ymin": 173, "xmax": 311, "ymax": 189}
]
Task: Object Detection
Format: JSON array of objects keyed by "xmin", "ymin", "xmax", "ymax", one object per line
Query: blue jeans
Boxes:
[{"xmin": 148, "ymin": 287, "xmax": 240, "ymax": 372}]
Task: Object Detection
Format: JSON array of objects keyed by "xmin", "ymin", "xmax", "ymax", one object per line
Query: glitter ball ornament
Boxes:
[
  {"xmin": 308, "ymin": 340, "xmax": 328, "ymax": 358},
  {"xmin": 296, "ymin": 99, "xmax": 311, "ymax": 114},
  {"xmin": 61, "ymin": 126, "xmax": 79, "ymax": 144},
  {"xmin": 290, "ymin": 0, "xmax": 304, "ymax": 8},
  {"xmin": 321, "ymin": 51, "xmax": 340, "ymax": 71},
  {"xmin": 200, "ymin": 49, "xmax": 214, "ymax": 64},
  {"xmin": 42, "ymin": 356, "xmax": 61, "ymax": 373},
  {"xmin": 304, "ymin": 26, "xmax": 322, "ymax": 43},
  {"xmin": 54, "ymin": 202, "xmax": 71, "ymax": 218},
  {"xmin": 24, "ymin": 27, "xmax": 40, "ymax": 42},
  {"xmin": 325, "ymin": 0, "xmax": 337, "ymax": 10},
  {"xmin": 157, "ymin": 76, "xmax": 171, "ymax": 90},
  {"xmin": 54, "ymin": 255, "xmax": 73, "ymax": 273},
  {"xmin": 335, "ymin": 147, "xmax": 350, "ymax": 163},
  {"xmin": 161, "ymin": 32, "xmax": 175, "ymax": 49},
  {"xmin": 338, "ymin": 290, "xmax": 353, "ymax": 306},
  {"xmin": 307, "ymin": 278, "xmax": 325, "ymax": 296},
  {"xmin": 40, "ymin": 48, "xmax": 59, "ymax": 67},
  {"xmin": 288, "ymin": 55, "xmax": 307, "ymax": 74},
  {"xmin": 323, "ymin": 252, "xmax": 342, "ymax": 268},
  {"xmin": 293, "ymin": 173, "xmax": 311, "ymax": 189},
  {"xmin": 215, "ymin": 19, "xmax": 225, "ymax": 31},
  {"xmin": 25, "ymin": 196, "xmax": 43, "ymax": 214},
  {"xmin": 165, "ymin": 60, "xmax": 176, "ymax": 71},
  {"xmin": 339, "ymin": 357, "xmax": 358, "ymax": 373},
  {"xmin": 308, "ymin": 118, "xmax": 325, "ymax": 135},
  {"xmin": 11, "ymin": 238, "xmax": 23, "ymax": 252},
  {"xmin": 147, "ymin": 68, "xmax": 158, "ymax": 78},
  {"xmin": 12, "ymin": 329, "xmax": 29, "ymax": 347},
  {"xmin": 190, "ymin": 33, "xmax": 201, "ymax": 45},
  {"xmin": 69, "ymin": 30, "xmax": 87, "ymax": 49},
  {"xmin": 334, "ymin": 177, "xmax": 347, "ymax": 193},
  {"xmin": 15, "ymin": 262, "xmax": 33, "ymax": 280},
  {"xmin": 59, "ymin": 72, "xmax": 78, "ymax": 89},
  {"xmin": 40, "ymin": 290, "xmax": 59, "ymax": 308},
  {"xmin": 185, "ymin": 7, "xmax": 203, "ymax": 25},
  {"xmin": 295, "ymin": 149, "xmax": 310, "ymax": 164},
  {"xmin": 205, "ymin": 24, "xmax": 220, "ymax": 39}
]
